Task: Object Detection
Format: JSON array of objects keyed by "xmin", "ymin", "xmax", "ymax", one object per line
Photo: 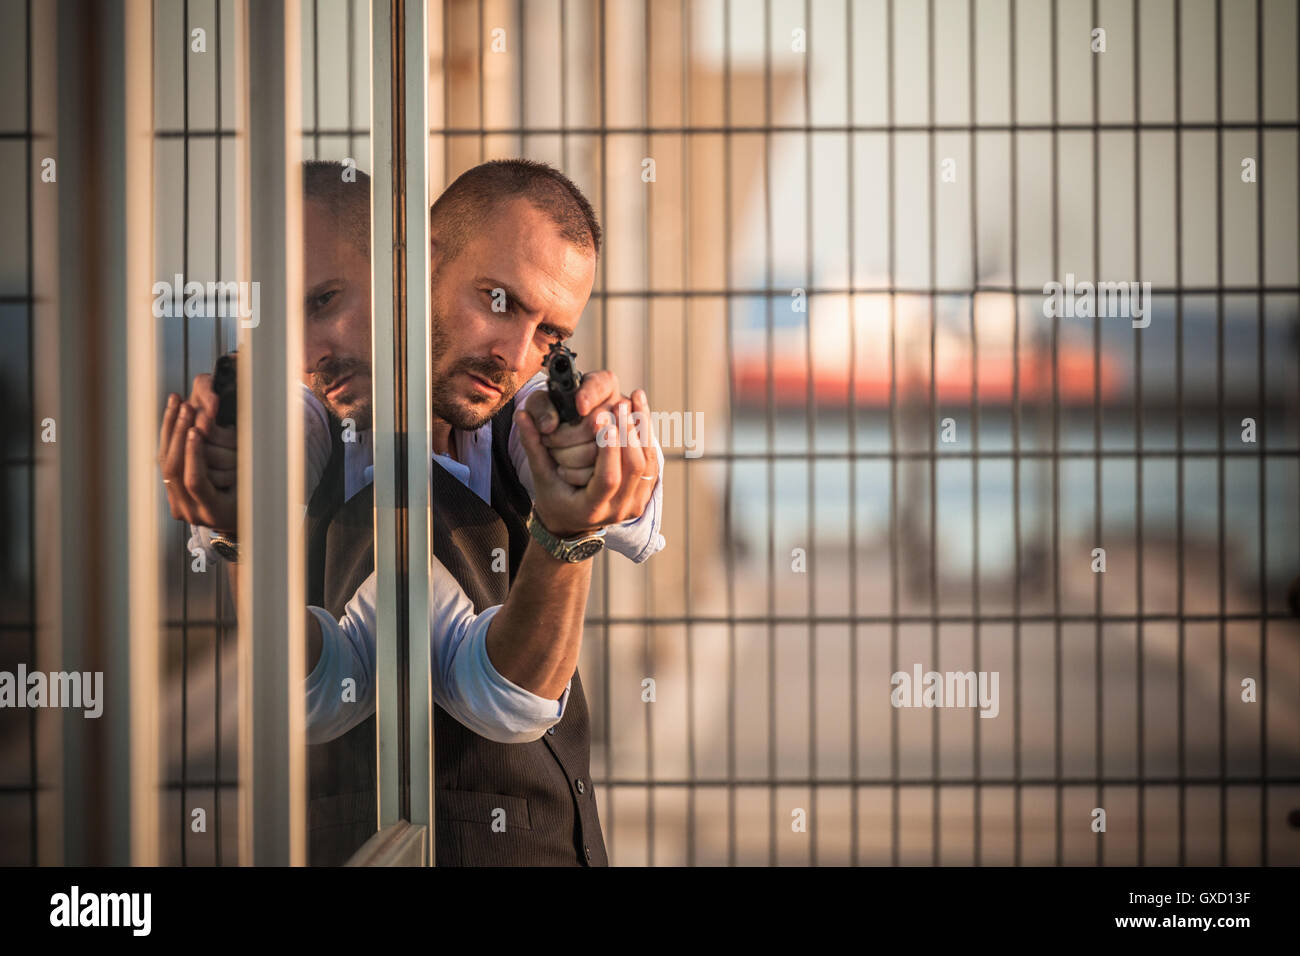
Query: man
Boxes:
[{"xmin": 161, "ymin": 159, "xmax": 663, "ymax": 866}]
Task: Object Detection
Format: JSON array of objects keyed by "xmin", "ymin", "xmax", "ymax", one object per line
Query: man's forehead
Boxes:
[
  {"xmin": 460, "ymin": 205, "xmax": 595, "ymax": 310},
  {"xmin": 303, "ymin": 203, "xmax": 362, "ymax": 277}
]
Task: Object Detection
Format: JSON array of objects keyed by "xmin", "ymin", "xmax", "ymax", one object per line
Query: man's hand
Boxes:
[
  {"xmin": 158, "ymin": 373, "xmax": 238, "ymax": 533},
  {"xmin": 520, "ymin": 369, "xmax": 655, "ymax": 512},
  {"xmin": 516, "ymin": 370, "xmax": 657, "ymax": 538}
]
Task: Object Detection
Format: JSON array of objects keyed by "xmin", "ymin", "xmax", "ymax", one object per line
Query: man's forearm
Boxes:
[{"xmin": 484, "ymin": 539, "xmax": 593, "ymax": 700}]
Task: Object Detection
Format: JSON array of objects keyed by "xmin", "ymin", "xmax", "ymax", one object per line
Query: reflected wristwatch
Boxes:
[{"xmin": 209, "ymin": 530, "xmax": 240, "ymax": 563}]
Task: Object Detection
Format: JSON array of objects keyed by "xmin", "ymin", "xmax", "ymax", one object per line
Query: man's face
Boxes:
[
  {"xmin": 302, "ymin": 199, "xmax": 373, "ymax": 429},
  {"xmin": 429, "ymin": 197, "xmax": 596, "ymax": 430}
]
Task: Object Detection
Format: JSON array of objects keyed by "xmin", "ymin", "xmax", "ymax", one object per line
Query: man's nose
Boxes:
[
  {"xmin": 488, "ymin": 323, "xmax": 533, "ymax": 374},
  {"xmin": 303, "ymin": 336, "xmax": 333, "ymax": 377}
]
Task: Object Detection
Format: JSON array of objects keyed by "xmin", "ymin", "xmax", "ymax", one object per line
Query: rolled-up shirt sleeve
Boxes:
[
  {"xmin": 304, "ymin": 555, "xmax": 570, "ymax": 745},
  {"xmin": 507, "ymin": 372, "xmax": 667, "ymax": 564}
]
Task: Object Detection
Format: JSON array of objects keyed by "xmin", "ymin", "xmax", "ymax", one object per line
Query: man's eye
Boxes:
[
  {"xmin": 484, "ymin": 288, "xmax": 512, "ymax": 313},
  {"xmin": 314, "ymin": 290, "xmax": 338, "ymax": 310}
]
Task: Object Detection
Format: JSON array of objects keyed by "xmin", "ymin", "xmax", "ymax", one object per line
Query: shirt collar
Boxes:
[{"xmin": 432, "ymin": 417, "xmax": 494, "ymax": 504}]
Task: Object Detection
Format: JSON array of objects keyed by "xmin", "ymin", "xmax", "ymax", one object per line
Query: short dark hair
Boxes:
[
  {"xmin": 303, "ymin": 159, "xmax": 370, "ymax": 256},
  {"xmin": 429, "ymin": 159, "xmax": 601, "ymax": 266}
]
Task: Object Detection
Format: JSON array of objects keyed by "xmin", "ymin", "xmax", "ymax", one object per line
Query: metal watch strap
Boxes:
[
  {"xmin": 209, "ymin": 531, "xmax": 240, "ymax": 563},
  {"xmin": 526, "ymin": 509, "xmax": 605, "ymax": 563}
]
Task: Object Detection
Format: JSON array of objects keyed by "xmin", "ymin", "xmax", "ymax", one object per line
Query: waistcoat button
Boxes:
[
  {"xmin": 584, "ymin": 845, "xmax": 592, "ymax": 862},
  {"xmin": 575, "ymin": 778, "xmax": 586, "ymax": 794}
]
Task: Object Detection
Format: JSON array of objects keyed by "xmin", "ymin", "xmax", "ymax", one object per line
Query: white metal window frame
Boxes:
[
  {"xmin": 365, "ymin": 0, "xmax": 434, "ymax": 864},
  {"xmin": 233, "ymin": 0, "xmax": 435, "ymax": 866}
]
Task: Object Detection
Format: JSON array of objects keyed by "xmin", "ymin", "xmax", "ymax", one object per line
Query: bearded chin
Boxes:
[
  {"xmin": 342, "ymin": 404, "xmax": 374, "ymax": 432},
  {"xmin": 312, "ymin": 383, "xmax": 373, "ymax": 431},
  {"xmin": 431, "ymin": 376, "xmax": 515, "ymax": 431},
  {"xmin": 434, "ymin": 390, "xmax": 503, "ymax": 431},
  {"xmin": 450, "ymin": 407, "xmax": 495, "ymax": 430}
]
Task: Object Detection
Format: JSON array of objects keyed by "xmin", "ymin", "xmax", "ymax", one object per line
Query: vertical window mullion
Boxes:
[
  {"xmin": 403, "ymin": 0, "xmax": 433, "ymax": 850},
  {"xmin": 369, "ymin": 0, "xmax": 402, "ymax": 834},
  {"xmin": 237, "ymin": 0, "xmax": 306, "ymax": 867},
  {"xmin": 50, "ymin": 0, "xmax": 159, "ymax": 867},
  {"xmin": 369, "ymin": 0, "xmax": 433, "ymax": 860}
]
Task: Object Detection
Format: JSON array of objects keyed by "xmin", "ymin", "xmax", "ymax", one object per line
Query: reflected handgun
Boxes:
[
  {"xmin": 545, "ymin": 341, "xmax": 583, "ymax": 426},
  {"xmin": 212, "ymin": 352, "xmax": 237, "ymax": 427}
]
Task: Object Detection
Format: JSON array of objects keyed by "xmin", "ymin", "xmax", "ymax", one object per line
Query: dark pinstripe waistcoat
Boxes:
[{"xmin": 305, "ymin": 398, "xmax": 608, "ymax": 867}]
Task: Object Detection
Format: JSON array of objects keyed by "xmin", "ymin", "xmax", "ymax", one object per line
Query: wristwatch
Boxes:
[
  {"xmin": 526, "ymin": 510, "xmax": 606, "ymax": 563},
  {"xmin": 209, "ymin": 530, "xmax": 240, "ymax": 563}
]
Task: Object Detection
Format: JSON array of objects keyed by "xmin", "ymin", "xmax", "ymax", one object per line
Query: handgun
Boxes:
[
  {"xmin": 212, "ymin": 352, "xmax": 237, "ymax": 427},
  {"xmin": 545, "ymin": 341, "xmax": 583, "ymax": 426}
]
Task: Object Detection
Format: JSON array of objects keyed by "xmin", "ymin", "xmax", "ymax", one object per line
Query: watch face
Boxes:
[{"xmin": 566, "ymin": 538, "xmax": 605, "ymax": 562}]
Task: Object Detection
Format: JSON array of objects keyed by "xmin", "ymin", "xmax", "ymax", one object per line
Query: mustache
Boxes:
[
  {"xmin": 455, "ymin": 359, "xmax": 513, "ymax": 392},
  {"xmin": 310, "ymin": 358, "xmax": 368, "ymax": 391}
]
